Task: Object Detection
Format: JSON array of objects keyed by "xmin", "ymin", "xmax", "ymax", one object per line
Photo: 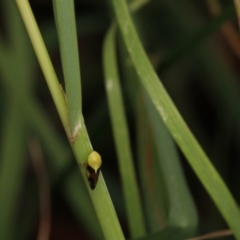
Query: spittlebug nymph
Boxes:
[{"xmin": 86, "ymin": 151, "xmax": 102, "ymax": 190}]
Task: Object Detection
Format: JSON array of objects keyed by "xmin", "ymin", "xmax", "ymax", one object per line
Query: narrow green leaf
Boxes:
[
  {"xmin": 136, "ymin": 92, "xmax": 168, "ymax": 232},
  {"xmin": 15, "ymin": 1, "xmax": 125, "ymax": 239},
  {"xmin": 53, "ymin": 0, "xmax": 82, "ymax": 133},
  {"xmin": 15, "ymin": 0, "xmax": 69, "ymax": 135},
  {"xmin": 103, "ymin": 23, "xmax": 146, "ymax": 238},
  {"xmin": 111, "ymin": 0, "xmax": 240, "ymax": 238},
  {"xmin": 145, "ymin": 92, "xmax": 198, "ymax": 236}
]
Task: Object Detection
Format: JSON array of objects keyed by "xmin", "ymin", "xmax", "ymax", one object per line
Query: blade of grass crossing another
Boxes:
[
  {"xmin": 15, "ymin": 0, "xmax": 69, "ymax": 135},
  {"xmin": 111, "ymin": 0, "xmax": 240, "ymax": 238},
  {"xmin": 16, "ymin": 1, "xmax": 125, "ymax": 239}
]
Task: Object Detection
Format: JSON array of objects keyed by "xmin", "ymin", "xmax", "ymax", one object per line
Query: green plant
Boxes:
[{"xmin": 0, "ymin": 0, "xmax": 240, "ymax": 239}]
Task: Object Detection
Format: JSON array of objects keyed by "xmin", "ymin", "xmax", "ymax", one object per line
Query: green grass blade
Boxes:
[
  {"xmin": 136, "ymin": 95, "xmax": 168, "ymax": 231},
  {"xmin": 111, "ymin": 0, "xmax": 240, "ymax": 238},
  {"xmin": 63, "ymin": 170, "xmax": 105, "ymax": 240},
  {"xmin": 15, "ymin": 0, "xmax": 69, "ymax": 135},
  {"xmin": 145, "ymin": 92, "xmax": 198, "ymax": 235},
  {"xmin": 103, "ymin": 23, "xmax": 146, "ymax": 238},
  {"xmin": 120, "ymin": 34, "xmax": 197, "ymax": 236},
  {"xmin": 53, "ymin": 0, "xmax": 82, "ymax": 132},
  {"xmin": 15, "ymin": 1, "xmax": 125, "ymax": 239}
]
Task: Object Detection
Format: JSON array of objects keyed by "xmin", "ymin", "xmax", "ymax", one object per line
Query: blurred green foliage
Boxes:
[{"xmin": 0, "ymin": 0, "xmax": 240, "ymax": 239}]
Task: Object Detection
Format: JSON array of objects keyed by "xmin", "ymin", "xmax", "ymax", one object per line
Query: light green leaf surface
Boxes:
[{"xmin": 53, "ymin": 0, "xmax": 82, "ymax": 132}]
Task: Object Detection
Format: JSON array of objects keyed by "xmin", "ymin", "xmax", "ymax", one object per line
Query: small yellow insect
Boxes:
[{"xmin": 86, "ymin": 151, "xmax": 102, "ymax": 190}]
